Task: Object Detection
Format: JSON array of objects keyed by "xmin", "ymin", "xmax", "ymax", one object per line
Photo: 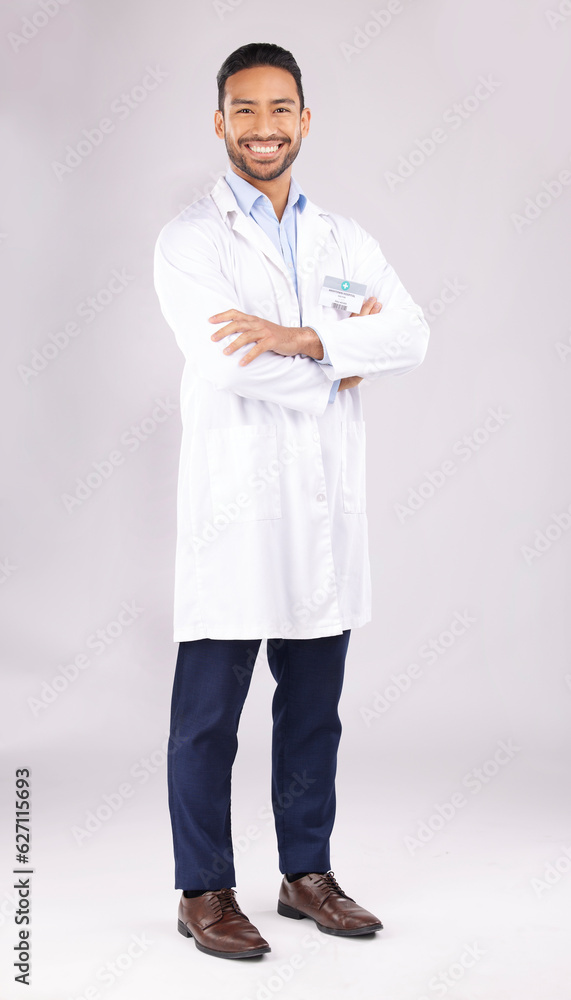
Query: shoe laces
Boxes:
[
  {"xmin": 312, "ymin": 870, "xmax": 354, "ymax": 901},
  {"xmin": 208, "ymin": 887, "xmax": 246, "ymax": 919}
]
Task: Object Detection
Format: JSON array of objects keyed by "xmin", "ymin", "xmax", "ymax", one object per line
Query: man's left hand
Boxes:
[{"xmin": 209, "ymin": 310, "xmax": 321, "ymax": 365}]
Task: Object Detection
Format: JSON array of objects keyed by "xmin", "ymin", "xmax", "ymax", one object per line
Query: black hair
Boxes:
[{"xmin": 216, "ymin": 42, "xmax": 305, "ymax": 114}]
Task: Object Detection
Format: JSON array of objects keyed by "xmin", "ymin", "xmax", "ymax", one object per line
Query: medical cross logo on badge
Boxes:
[{"xmin": 318, "ymin": 275, "xmax": 367, "ymax": 312}]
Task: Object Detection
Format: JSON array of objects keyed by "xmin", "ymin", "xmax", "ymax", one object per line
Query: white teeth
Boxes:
[{"xmin": 248, "ymin": 144, "xmax": 280, "ymax": 153}]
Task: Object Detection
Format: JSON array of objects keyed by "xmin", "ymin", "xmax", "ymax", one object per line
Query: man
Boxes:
[{"xmin": 153, "ymin": 42, "xmax": 429, "ymax": 960}]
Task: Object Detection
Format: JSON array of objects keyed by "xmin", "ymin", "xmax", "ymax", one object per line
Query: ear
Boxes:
[
  {"xmin": 214, "ymin": 109, "xmax": 225, "ymax": 139},
  {"xmin": 300, "ymin": 107, "xmax": 311, "ymax": 138}
]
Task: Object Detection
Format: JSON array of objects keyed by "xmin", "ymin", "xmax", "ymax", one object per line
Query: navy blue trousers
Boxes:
[{"xmin": 167, "ymin": 630, "xmax": 350, "ymax": 890}]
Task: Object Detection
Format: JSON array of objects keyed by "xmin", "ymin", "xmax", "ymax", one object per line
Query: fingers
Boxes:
[
  {"xmin": 209, "ymin": 309, "xmax": 247, "ymax": 324},
  {"xmin": 222, "ymin": 332, "xmax": 253, "ymax": 355},
  {"xmin": 239, "ymin": 346, "xmax": 265, "ymax": 366},
  {"xmin": 361, "ymin": 296, "xmax": 382, "ymax": 315},
  {"xmin": 209, "ymin": 311, "xmax": 253, "ymax": 340},
  {"xmin": 350, "ymin": 296, "xmax": 383, "ymax": 318},
  {"xmin": 210, "ymin": 315, "xmax": 280, "ymax": 361},
  {"xmin": 210, "ymin": 319, "xmax": 246, "ymax": 341},
  {"xmin": 211, "ymin": 318, "xmax": 261, "ymax": 347},
  {"xmin": 210, "ymin": 321, "xmax": 269, "ymax": 363}
]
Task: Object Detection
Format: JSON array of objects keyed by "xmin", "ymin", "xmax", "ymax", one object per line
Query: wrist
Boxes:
[{"xmin": 300, "ymin": 326, "xmax": 324, "ymax": 360}]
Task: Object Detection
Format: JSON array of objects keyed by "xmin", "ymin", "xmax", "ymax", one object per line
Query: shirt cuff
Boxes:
[
  {"xmin": 328, "ymin": 379, "xmax": 340, "ymax": 402},
  {"xmin": 315, "ymin": 340, "xmax": 331, "ymax": 366}
]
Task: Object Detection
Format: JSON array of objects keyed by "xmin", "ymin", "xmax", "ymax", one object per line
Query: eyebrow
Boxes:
[{"xmin": 229, "ymin": 98, "xmax": 297, "ymax": 106}]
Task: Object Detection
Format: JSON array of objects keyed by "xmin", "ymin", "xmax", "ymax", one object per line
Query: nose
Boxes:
[{"xmin": 251, "ymin": 109, "xmax": 278, "ymax": 137}]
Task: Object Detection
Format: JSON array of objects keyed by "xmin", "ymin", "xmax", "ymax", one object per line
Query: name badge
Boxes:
[{"xmin": 318, "ymin": 275, "xmax": 367, "ymax": 313}]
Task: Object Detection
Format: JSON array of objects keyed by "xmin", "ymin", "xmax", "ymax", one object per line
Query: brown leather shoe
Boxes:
[
  {"xmin": 178, "ymin": 888, "xmax": 271, "ymax": 959},
  {"xmin": 277, "ymin": 871, "xmax": 383, "ymax": 936}
]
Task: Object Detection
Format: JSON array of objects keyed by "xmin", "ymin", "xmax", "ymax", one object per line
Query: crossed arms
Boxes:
[
  {"xmin": 208, "ymin": 295, "xmax": 384, "ymax": 393},
  {"xmin": 153, "ymin": 217, "xmax": 429, "ymax": 415}
]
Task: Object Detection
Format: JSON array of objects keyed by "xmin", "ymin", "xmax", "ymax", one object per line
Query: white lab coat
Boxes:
[{"xmin": 154, "ymin": 175, "xmax": 429, "ymax": 641}]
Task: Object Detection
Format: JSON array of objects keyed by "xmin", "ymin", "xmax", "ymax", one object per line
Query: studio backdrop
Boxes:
[{"xmin": 1, "ymin": 1, "xmax": 570, "ymax": 998}]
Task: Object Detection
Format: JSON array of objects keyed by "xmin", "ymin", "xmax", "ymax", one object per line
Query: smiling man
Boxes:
[{"xmin": 154, "ymin": 42, "xmax": 429, "ymax": 961}]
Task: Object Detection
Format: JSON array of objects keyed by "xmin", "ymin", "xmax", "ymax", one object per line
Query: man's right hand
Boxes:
[{"xmin": 337, "ymin": 296, "xmax": 383, "ymax": 392}]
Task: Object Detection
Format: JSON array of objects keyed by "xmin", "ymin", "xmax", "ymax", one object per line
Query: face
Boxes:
[{"xmin": 214, "ymin": 65, "xmax": 310, "ymax": 182}]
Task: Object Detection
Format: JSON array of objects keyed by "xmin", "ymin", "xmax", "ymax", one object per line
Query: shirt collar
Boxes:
[{"xmin": 224, "ymin": 165, "xmax": 307, "ymax": 219}]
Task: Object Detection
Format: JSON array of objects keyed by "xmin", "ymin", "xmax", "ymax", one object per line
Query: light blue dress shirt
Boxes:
[{"xmin": 224, "ymin": 167, "xmax": 340, "ymax": 403}]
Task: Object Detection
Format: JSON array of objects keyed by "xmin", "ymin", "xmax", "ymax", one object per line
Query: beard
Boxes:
[{"xmin": 225, "ymin": 133, "xmax": 301, "ymax": 181}]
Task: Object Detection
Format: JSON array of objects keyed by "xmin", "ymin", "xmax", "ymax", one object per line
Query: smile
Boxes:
[{"xmin": 244, "ymin": 142, "xmax": 285, "ymax": 157}]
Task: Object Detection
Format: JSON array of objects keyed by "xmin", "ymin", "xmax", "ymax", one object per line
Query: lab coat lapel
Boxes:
[
  {"xmin": 210, "ymin": 176, "xmax": 291, "ymax": 280},
  {"xmin": 209, "ymin": 176, "xmax": 335, "ymax": 315},
  {"xmin": 296, "ymin": 197, "xmax": 334, "ymax": 312}
]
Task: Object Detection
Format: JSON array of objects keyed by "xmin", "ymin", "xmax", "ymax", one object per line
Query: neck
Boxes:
[{"xmin": 229, "ymin": 165, "xmax": 292, "ymax": 222}]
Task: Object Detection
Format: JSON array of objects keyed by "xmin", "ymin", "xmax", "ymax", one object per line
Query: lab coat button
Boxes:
[{"xmin": 316, "ymin": 493, "xmax": 326, "ymax": 502}]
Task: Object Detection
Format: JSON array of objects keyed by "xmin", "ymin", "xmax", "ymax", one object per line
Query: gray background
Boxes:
[{"xmin": 1, "ymin": 0, "xmax": 570, "ymax": 997}]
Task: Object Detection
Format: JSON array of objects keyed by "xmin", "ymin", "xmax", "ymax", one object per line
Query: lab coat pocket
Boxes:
[
  {"xmin": 341, "ymin": 420, "xmax": 367, "ymax": 513},
  {"xmin": 206, "ymin": 424, "xmax": 282, "ymax": 522}
]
